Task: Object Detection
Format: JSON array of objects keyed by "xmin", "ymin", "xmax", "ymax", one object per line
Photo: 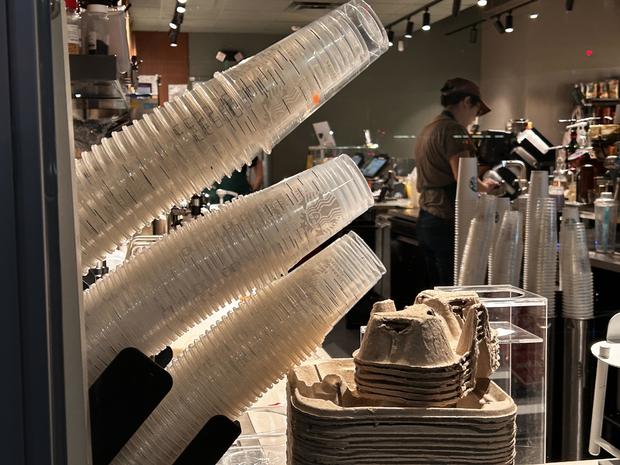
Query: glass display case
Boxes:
[{"xmin": 436, "ymin": 285, "xmax": 547, "ymax": 465}]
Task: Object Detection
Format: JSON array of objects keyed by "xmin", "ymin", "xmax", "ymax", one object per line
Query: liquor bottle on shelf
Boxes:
[{"xmin": 65, "ymin": 0, "xmax": 82, "ymax": 55}]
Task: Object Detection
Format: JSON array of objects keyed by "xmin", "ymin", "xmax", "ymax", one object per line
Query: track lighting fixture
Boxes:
[
  {"xmin": 169, "ymin": 27, "xmax": 179, "ymax": 47},
  {"xmin": 398, "ymin": 39, "xmax": 405, "ymax": 52},
  {"xmin": 176, "ymin": 3, "xmax": 186, "ymax": 14},
  {"xmin": 566, "ymin": 0, "xmax": 575, "ymax": 11},
  {"xmin": 504, "ymin": 11, "xmax": 514, "ymax": 33},
  {"xmin": 452, "ymin": 0, "xmax": 461, "ymax": 17},
  {"xmin": 169, "ymin": 21, "xmax": 178, "ymax": 29},
  {"xmin": 422, "ymin": 9, "xmax": 431, "ymax": 31},
  {"xmin": 177, "ymin": 0, "xmax": 187, "ymax": 3},
  {"xmin": 529, "ymin": 12, "xmax": 539, "ymax": 19},
  {"xmin": 477, "ymin": 0, "xmax": 487, "ymax": 6},
  {"xmin": 494, "ymin": 16, "xmax": 505, "ymax": 34},
  {"xmin": 387, "ymin": 29, "xmax": 394, "ymax": 47},
  {"xmin": 405, "ymin": 18, "xmax": 414, "ymax": 39}
]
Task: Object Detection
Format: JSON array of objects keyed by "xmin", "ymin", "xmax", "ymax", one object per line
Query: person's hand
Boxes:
[{"xmin": 478, "ymin": 178, "xmax": 501, "ymax": 194}]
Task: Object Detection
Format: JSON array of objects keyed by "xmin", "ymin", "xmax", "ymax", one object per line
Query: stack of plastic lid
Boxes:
[
  {"xmin": 110, "ymin": 232, "xmax": 386, "ymax": 465},
  {"xmin": 458, "ymin": 194, "xmax": 497, "ymax": 286},
  {"xmin": 488, "ymin": 198, "xmax": 511, "ymax": 281},
  {"xmin": 84, "ymin": 155, "xmax": 373, "ymax": 383},
  {"xmin": 489, "ymin": 211, "xmax": 523, "ymax": 287},
  {"xmin": 523, "ymin": 171, "xmax": 549, "ymax": 291},
  {"xmin": 560, "ymin": 210, "xmax": 593, "ymax": 319},
  {"xmin": 76, "ymin": 0, "xmax": 388, "ymax": 271},
  {"xmin": 454, "ymin": 158, "xmax": 479, "ymax": 284},
  {"xmin": 288, "ymin": 359, "xmax": 517, "ymax": 465},
  {"xmin": 526, "ymin": 198, "xmax": 557, "ymax": 317}
]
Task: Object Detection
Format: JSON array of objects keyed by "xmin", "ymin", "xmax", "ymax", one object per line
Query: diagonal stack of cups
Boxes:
[
  {"xmin": 76, "ymin": 0, "xmax": 388, "ymax": 271},
  {"xmin": 489, "ymin": 211, "xmax": 523, "ymax": 287},
  {"xmin": 454, "ymin": 158, "xmax": 479, "ymax": 284},
  {"xmin": 110, "ymin": 232, "xmax": 386, "ymax": 465},
  {"xmin": 84, "ymin": 155, "xmax": 374, "ymax": 383},
  {"xmin": 560, "ymin": 210, "xmax": 593, "ymax": 319},
  {"xmin": 458, "ymin": 194, "xmax": 497, "ymax": 286},
  {"xmin": 526, "ymin": 198, "xmax": 557, "ymax": 317}
]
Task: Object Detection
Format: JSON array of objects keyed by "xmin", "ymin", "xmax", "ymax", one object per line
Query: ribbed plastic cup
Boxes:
[
  {"xmin": 454, "ymin": 157, "xmax": 479, "ymax": 284},
  {"xmin": 560, "ymin": 221, "xmax": 593, "ymax": 319},
  {"xmin": 489, "ymin": 211, "xmax": 523, "ymax": 286},
  {"xmin": 526, "ymin": 198, "xmax": 557, "ymax": 317},
  {"xmin": 110, "ymin": 232, "xmax": 385, "ymax": 465},
  {"xmin": 77, "ymin": 0, "xmax": 388, "ymax": 271},
  {"xmin": 457, "ymin": 195, "xmax": 496, "ymax": 285},
  {"xmin": 524, "ymin": 171, "xmax": 550, "ymax": 291},
  {"xmin": 84, "ymin": 156, "xmax": 373, "ymax": 383}
]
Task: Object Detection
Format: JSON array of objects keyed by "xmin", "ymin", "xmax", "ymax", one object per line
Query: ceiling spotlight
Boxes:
[
  {"xmin": 169, "ymin": 21, "xmax": 178, "ymax": 29},
  {"xmin": 405, "ymin": 18, "xmax": 414, "ymax": 39},
  {"xmin": 494, "ymin": 16, "xmax": 505, "ymax": 34},
  {"xmin": 422, "ymin": 9, "xmax": 431, "ymax": 31},
  {"xmin": 452, "ymin": 0, "xmax": 461, "ymax": 17},
  {"xmin": 397, "ymin": 39, "xmax": 405, "ymax": 52},
  {"xmin": 529, "ymin": 12, "xmax": 539, "ymax": 19},
  {"xmin": 566, "ymin": 0, "xmax": 575, "ymax": 11},
  {"xmin": 177, "ymin": 0, "xmax": 187, "ymax": 3},
  {"xmin": 176, "ymin": 4, "xmax": 186, "ymax": 13},
  {"xmin": 387, "ymin": 29, "xmax": 394, "ymax": 47},
  {"xmin": 469, "ymin": 25, "xmax": 478, "ymax": 44},
  {"xmin": 169, "ymin": 27, "xmax": 179, "ymax": 47},
  {"xmin": 505, "ymin": 11, "xmax": 514, "ymax": 33},
  {"xmin": 477, "ymin": 0, "xmax": 487, "ymax": 6}
]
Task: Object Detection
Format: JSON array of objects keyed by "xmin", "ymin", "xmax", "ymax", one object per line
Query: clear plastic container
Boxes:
[
  {"xmin": 594, "ymin": 191, "xmax": 618, "ymax": 253},
  {"xmin": 436, "ymin": 285, "xmax": 547, "ymax": 465},
  {"xmin": 110, "ymin": 232, "xmax": 385, "ymax": 465},
  {"xmin": 82, "ymin": 3, "xmax": 110, "ymax": 55}
]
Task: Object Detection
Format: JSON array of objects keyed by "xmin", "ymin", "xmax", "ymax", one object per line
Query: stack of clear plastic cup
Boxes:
[
  {"xmin": 559, "ymin": 205, "xmax": 580, "ymax": 290},
  {"xmin": 560, "ymin": 221, "xmax": 593, "ymax": 319},
  {"xmin": 454, "ymin": 157, "xmax": 479, "ymax": 284},
  {"xmin": 488, "ymin": 197, "xmax": 511, "ymax": 281},
  {"xmin": 526, "ymin": 197, "xmax": 557, "ymax": 317},
  {"xmin": 110, "ymin": 232, "xmax": 386, "ymax": 465},
  {"xmin": 489, "ymin": 211, "xmax": 523, "ymax": 286},
  {"xmin": 76, "ymin": 0, "xmax": 388, "ymax": 271},
  {"xmin": 523, "ymin": 171, "xmax": 550, "ymax": 291},
  {"xmin": 84, "ymin": 155, "xmax": 373, "ymax": 384},
  {"xmin": 457, "ymin": 194, "xmax": 496, "ymax": 286}
]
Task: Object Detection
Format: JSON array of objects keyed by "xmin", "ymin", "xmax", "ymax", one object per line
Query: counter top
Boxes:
[{"xmin": 589, "ymin": 251, "xmax": 620, "ymax": 273}]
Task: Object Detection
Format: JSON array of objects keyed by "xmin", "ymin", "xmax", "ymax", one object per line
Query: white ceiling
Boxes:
[{"xmin": 130, "ymin": 0, "xmax": 479, "ymax": 34}]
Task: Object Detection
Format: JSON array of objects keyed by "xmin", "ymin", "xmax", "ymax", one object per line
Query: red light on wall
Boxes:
[{"xmin": 586, "ymin": 49, "xmax": 593, "ymax": 57}]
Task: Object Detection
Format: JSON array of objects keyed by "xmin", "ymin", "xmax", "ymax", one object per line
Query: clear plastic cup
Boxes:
[
  {"xmin": 78, "ymin": 0, "xmax": 388, "ymax": 271},
  {"xmin": 84, "ymin": 155, "xmax": 374, "ymax": 382},
  {"xmin": 108, "ymin": 232, "xmax": 383, "ymax": 465}
]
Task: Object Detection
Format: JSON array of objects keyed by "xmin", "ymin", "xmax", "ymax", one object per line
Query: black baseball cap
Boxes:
[{"xmin": 441, "ymin": 77, "xmax": 491, "ymax": 116}]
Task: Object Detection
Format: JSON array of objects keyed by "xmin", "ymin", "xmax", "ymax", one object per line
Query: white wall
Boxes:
[
  {"xmin": 480, "ymin": 0, "xmax": 620, "ymax": 144},
  {"xmin": 189, "ymin": 9, "xmax": 483, "ymax": 182}
]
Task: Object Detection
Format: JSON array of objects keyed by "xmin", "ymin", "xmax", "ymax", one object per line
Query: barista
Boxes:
[{"xmin": 415, "ymin": 78, "xmax": 498, "ymax": 286}]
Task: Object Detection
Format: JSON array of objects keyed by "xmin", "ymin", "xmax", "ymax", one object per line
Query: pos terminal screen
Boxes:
[{"xmin": 361, "ymin": 157, "xmax": 388, "ymax": 178}]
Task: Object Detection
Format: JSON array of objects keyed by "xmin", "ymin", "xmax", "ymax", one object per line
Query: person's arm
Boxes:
[
  {"xmin": 448, "ymin": 155, "xmax": 499, "ymax": 194},
  {"xmin": 250, "ymin": 159, "xmax": 264, "ymax": 191}
]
